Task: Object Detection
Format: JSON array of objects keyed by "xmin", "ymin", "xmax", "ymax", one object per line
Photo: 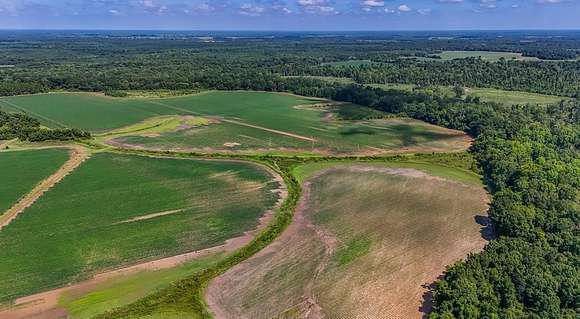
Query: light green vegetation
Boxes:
[
  {"xmin": 0, "ymin": 152, "xmax": 280, "ymax": 302},
  {"xmin": 1, "ymin": 91, "xmax": 470, "ymax": 154},
  {"xmin": 96, "ymin": 115, "xmax": 211, "ymax": 141},
  {"xmin": 467, "ymin": 87, "xmax": 566, "ymax": 105},
  {"xmin": 112, "ymin": 91, "xmax": 469, "ymax": 154},
  {"xmin": 432, "ymin": 50, "xmax": 540, "ymax": 61},
  {"xmin": 292, "ymin": 159, "xmax": 483, "ymax": 186},
  {"xmin": 0, "ymin": 148, "xmax": 69, "ymax": 213},
  {"xmin": 59, "ymin": 254, "xmax": 223, "ymax": 319},
  {"xmin": 0, "ymin": 93, "xmax": 178, "ymax": 132},
  {"xmin": 207, "ymin": 163, "xmax": 489, "ymax": 319}
]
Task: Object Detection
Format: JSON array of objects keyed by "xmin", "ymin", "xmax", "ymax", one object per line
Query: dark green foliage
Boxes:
[{"xmin": 0, "ymin": 110, "xmax": 90, "ymax": 141}]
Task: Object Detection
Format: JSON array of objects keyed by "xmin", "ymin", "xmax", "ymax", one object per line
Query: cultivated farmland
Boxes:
[
  {"xmin": 206, "ymin": 163, "xmax": 489, "ymax": 319},
  {"xmin": 0, "ymin": 148, "xmax": 69, "ymax": 214},
  {"xmin": 0, "ymin": 152, "xmax": 282, "ymax": 302},
  {"xmin": 0, "ymin": 91, "xmax": 471, "ymax": 155}
]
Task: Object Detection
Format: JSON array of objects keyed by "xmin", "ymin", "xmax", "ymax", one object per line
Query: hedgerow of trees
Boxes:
[{"xmin": 0, "ymin": 110, "xmax": 90, "ymax": 142}]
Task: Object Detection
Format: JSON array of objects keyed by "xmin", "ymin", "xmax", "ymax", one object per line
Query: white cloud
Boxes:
[
  {"xmin": 362, "ymin": 0, "xmax": 385, "ymax": 7},
  {"xmin": 418, "ymin": 8, "xmax": 432, "ymax": 15},
  {"xmin": 239, "ymin": 3, "xmax": 266, "ymax": 16},
  {"xmin": 297, "ymin": 0, "xmax": 338, "ymax": 14},
  {"xmin": 398, "ymin": 4, "xmax": 411, "ymax": 12}
]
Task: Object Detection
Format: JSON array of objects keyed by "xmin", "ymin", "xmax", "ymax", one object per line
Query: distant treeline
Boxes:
[
  {"xmin": 1, "ymin": 36, "xmax": 579, "ymax": 98},
  {"xmin": 285, "ymin": 59, "xmax": 580, "ymax": 98},
  {"xmin": 0, "ymin": 110, "xmax": 90, "ymax": 142}
]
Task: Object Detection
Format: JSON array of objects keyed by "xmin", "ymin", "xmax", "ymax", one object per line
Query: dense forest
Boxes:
[
  {"xmin": 1, "ymin": 31, "xmax": 580, "ymax": 97},
  {"xmin": 1, "ymin": 31, "xmax": 578, "ymax": 318}
]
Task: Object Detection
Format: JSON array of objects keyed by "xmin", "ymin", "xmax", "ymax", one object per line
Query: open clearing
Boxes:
[
  {"xmin": 0, "ymin": 152, "xmax": 282, "ymax": 304},
  {"xmin": 290, "ymin": 76, "xmax": 566, "ymax": 106},
  {"xmin": 206, "ymin": 163, "xmax": 489, "ymax": 319},
  {"xmin": 431, "ymin": 50, "xmax": 540, "ymax": 61},
  {"xmin": 0, "ymin": 91, "xmax": 470, "ymax": 155},
  {"xmin": 0, "ymin": 148, "xmax": 70, "ymax": 214}
]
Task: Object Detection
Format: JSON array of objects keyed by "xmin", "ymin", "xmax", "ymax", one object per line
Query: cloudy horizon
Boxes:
[{"xmin": 0, "ymin": 0, "xmax": 579, "ymax": 30}]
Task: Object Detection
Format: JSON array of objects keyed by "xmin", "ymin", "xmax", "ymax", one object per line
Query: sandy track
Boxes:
[
  {"xmin": 0, "ymin": 163, "xmax": 287, "ymax": 319},
  {"xmin": 0, "ymin": 146, "xmax": 90, "ymax": 230}
]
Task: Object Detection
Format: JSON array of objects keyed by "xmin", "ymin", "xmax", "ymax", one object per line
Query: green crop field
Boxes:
[
  {"xmin": 207, "ymin": 162, "xmax": 489, "ymax": 318},
  {"xmin": 0, "ymin": 91, "xmax": 471, "ymax": 155},
  {"xmin": 0, "ymin": 93, "xmax": 177, "ymax": 132},
  {"xmin": 0, "ymin": 152, "xmax": 281, "ymax": 302},
  {"xmin": 110, "ymin": 92, "xmax": 470, "ymax": 155},
  {"xmin": 0, "ymin": 148, "xmax": 69, "ymax": 214}
]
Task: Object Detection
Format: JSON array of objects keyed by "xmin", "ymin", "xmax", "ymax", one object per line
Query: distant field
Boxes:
[
  {"xmin": 0, "ymin": 149, "xmax": 69, "ymax": 214},
  {"xmin": 291, "ymin": 76, "xmax": 565, "ymax": 106},
  {"xmin": 467, "ymin": 87, "xmax": 566, "ymax": 105},
  {"xmin": 207, "ymin": 163, "xmax": 489, "ymax": 319},
  {"xmin": 0, "ymin": 152, "xmax": 280, "ymax": 302},
  {"xmin": 433, "ymin": 50, "xmax": 540, "ymax": 61}
]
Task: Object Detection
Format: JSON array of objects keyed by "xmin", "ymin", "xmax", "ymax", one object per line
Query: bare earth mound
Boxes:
[{"xmin": 206, "ymin": 165, "xmax": 489, "ymax": 319}]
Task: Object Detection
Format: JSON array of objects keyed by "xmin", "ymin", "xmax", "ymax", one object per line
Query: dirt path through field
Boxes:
[
  {"xmin": 0, "ymin": 145, "xmax": 90, "ymax": 230},
  {"xmin": 0, "ymin": 164, "xmax": 287, "ymax": 319}
]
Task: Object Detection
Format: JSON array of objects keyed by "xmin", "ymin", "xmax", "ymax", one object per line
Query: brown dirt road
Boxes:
[{"xmin": 0, "ymin": 146, "xmax": 90, "ymax": 230}]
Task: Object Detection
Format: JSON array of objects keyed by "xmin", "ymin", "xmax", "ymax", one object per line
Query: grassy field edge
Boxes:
[{"xmin": 85, "ymin": 144, "xmax": 479, "ymax": 319}]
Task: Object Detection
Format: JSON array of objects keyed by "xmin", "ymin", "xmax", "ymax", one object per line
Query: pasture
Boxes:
[
  {"xmin": 207, "ymin": 162, "xmax": 489, "ymax": 319},
  {"xmin": 0, "ymin": 148, "xmax": 69, "ymax": 214},
  {"xmin": 0, "ymin": 152, "xmax": 281, "ymax": 302}
]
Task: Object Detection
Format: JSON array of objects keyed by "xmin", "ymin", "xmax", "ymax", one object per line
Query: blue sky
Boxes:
[{"xmin": 0, "ymin": 0, "xmax": 579, "ymax": 30}]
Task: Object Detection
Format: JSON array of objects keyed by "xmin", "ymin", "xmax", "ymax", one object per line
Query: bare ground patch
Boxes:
[{"xmin": 206, "ymin": 165, "xmax": 489, "ymax": 319}]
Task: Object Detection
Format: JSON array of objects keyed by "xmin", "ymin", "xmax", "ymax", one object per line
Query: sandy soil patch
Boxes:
[{"xmin": 206, "ymin": 165, "xmax": 490, "ymax": 319}]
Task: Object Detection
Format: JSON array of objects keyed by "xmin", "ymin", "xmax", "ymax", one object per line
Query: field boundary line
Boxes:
[
  {"xmin": 0, "ymin": 99, "xmax": 68, "ymax": 128},
  {"xmin": 0, "ymin": 146, "xmax": 90, "ymax": 230},
  {"xmin": 146, "ymin": 100, "xmax": 317, "ymax": 142}
]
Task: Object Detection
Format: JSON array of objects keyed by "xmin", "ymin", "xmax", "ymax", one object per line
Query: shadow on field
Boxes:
[
  {"xmin": 475, "ymin": 215, "xmax": 496, "ymax": 241},
  {"xmin": 420, "ymin": 275, "xmax": 444, "ymax": 318}
]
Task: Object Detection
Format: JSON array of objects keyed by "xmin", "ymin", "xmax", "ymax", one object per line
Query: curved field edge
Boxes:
[
  {"xmin": 92, "ymin": 148, "xmax": 480, "ymax": 319},
  {"xmin": 0, "ymin": 152, "xmax": 280, "ymax": 308},
  {"xmin": 0, "ymin": 148, "xmax": 70, "ymax": 214},
  {"xmin": 205, "ymin": 163, "xmax": 490, "ymax": 319}
]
